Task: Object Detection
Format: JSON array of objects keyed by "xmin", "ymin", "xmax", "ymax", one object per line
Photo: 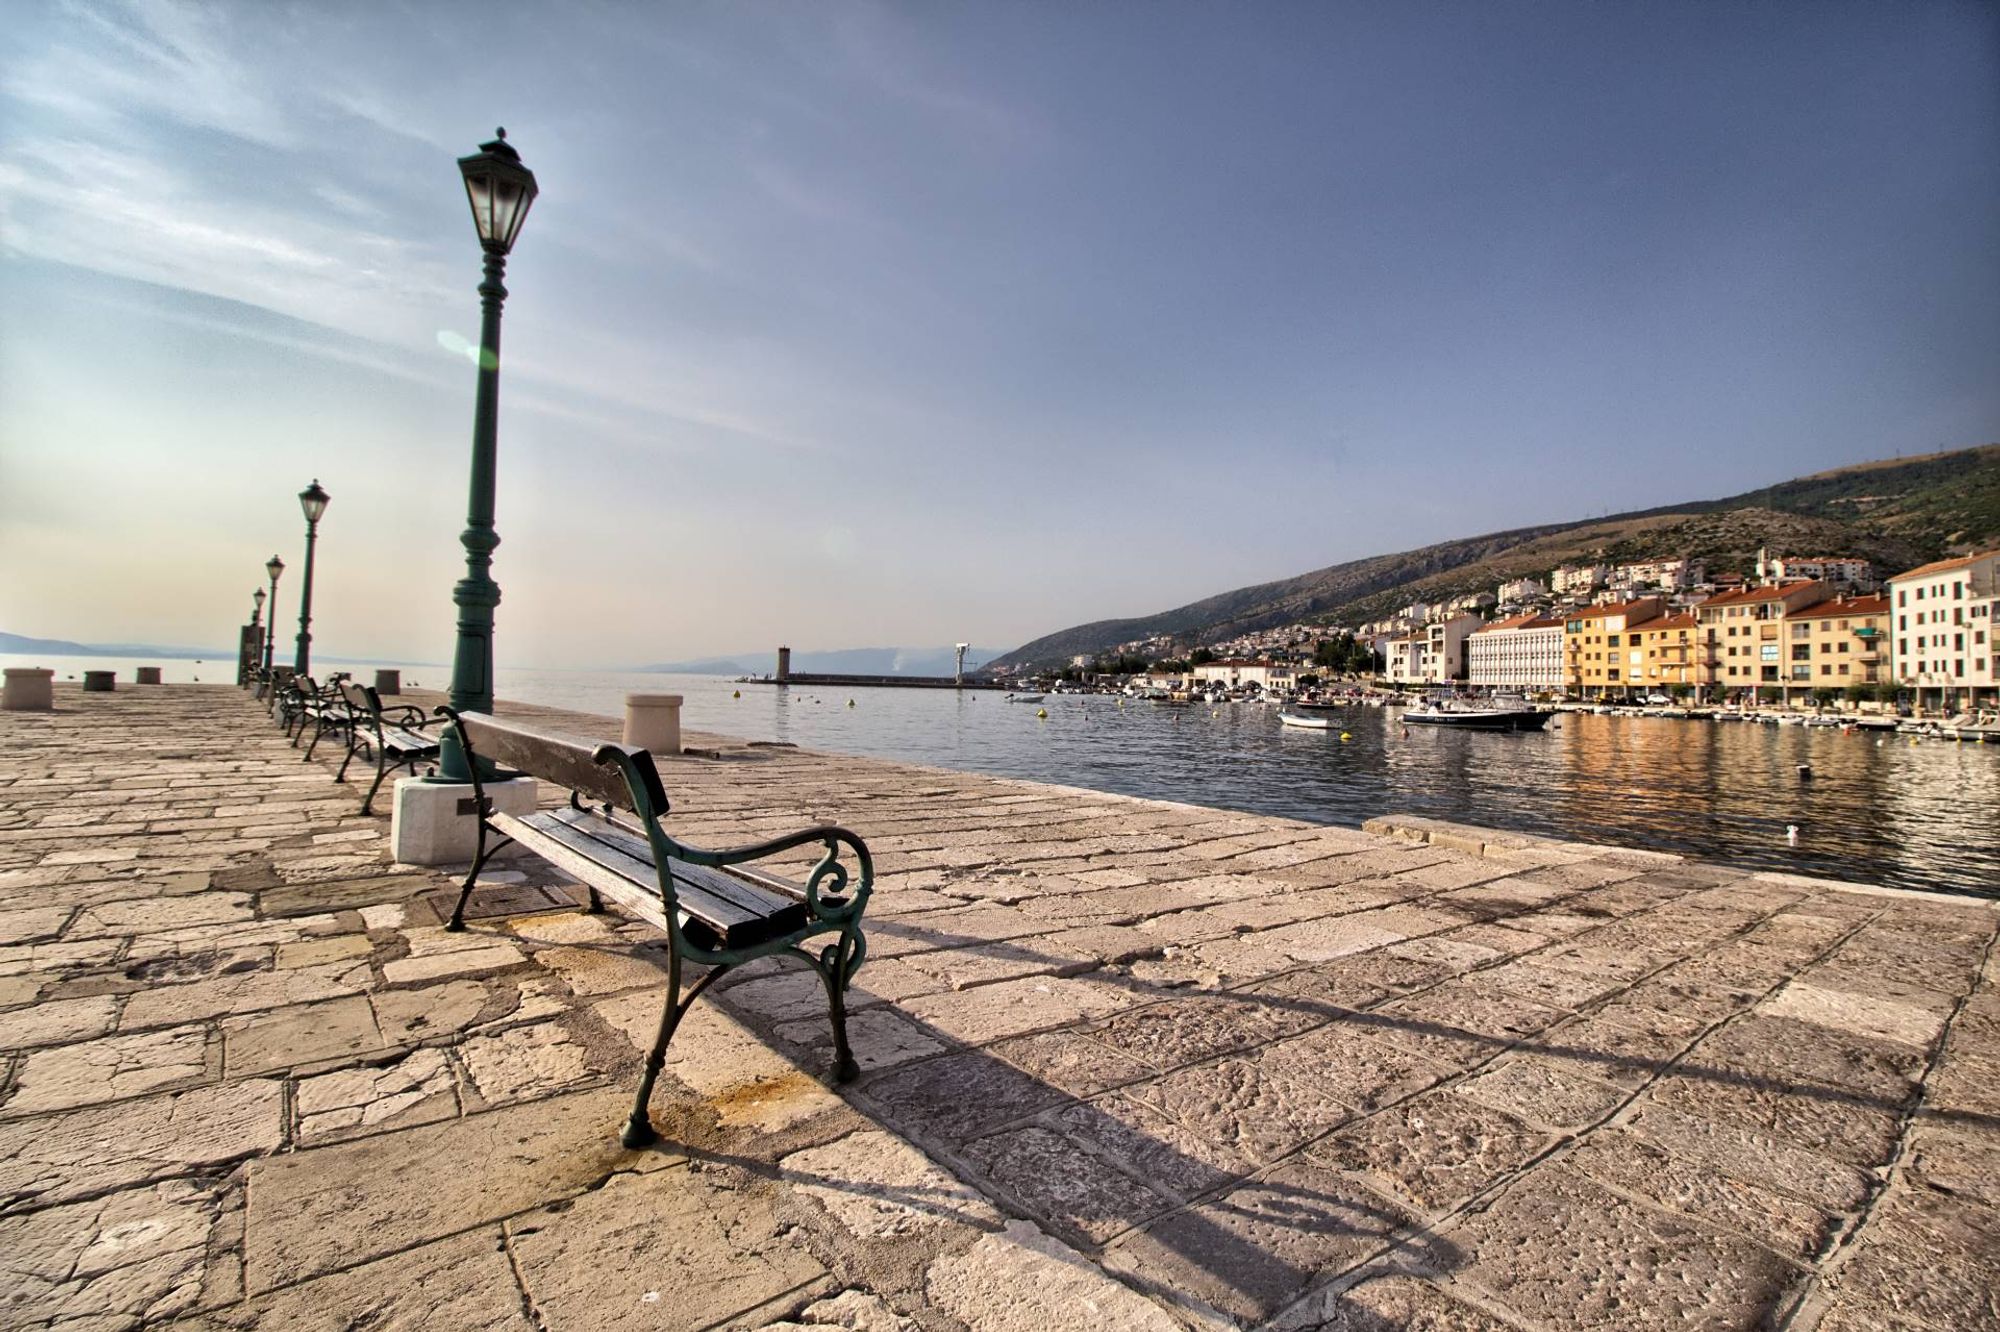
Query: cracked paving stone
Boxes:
[
  {"xmin": 858, "ymin": 1049, "xmax": 1069, "ymax": 1147},
  {"xmin": 532, "ymin": 944, "xmax": 668, "ymax": 996},
  {"xmin": 173, "ymin": 1228, "xmax": 531, "ymax": 1331},
  {"xmin": 220, "ymin": 994, "xmax": 384, "ymax": 1076},
  {"xmin": 1642, "ymin": 1069, "xmax": 1903, "ymax": 1168},
  {"xmin": 1689, "ymin": 1013, "xmax": 1927, "ymax": 1105},
  {"xmin": 1616, "ymin": 1100, "xmax": 1871, "ymax": 1214},
  {"xmin": 761, "ymin": 1290, "xmax": 919, "ymax": 1332},
  {"xmin": 1454, "ymin": 1056, "xmax": 1628, "ymax": 1131},
  {"xmin": 987, "ymin": 1028, "xmax": 1154, "ymax": 1098},
  {"xmin": 1261, "ymin": 1023, "xmax": 1456, "ymax": 1113},
  {"xmin": 2, "ymin": 1023, "xmax": 213, "ymax": 1117},
  {"xmin": 457, "ymin": 1020, "xmax": 601, "ymax": 1106},
  {"xmin": 1527, "ymin": 1005, "xmax": 1707, "ymax": 1090},
  {"xmin": 960, "ymin": 1123, "xmax": 1175, "ymax": 1244},
  {"xmin": 1271, "ymin": 1273, "xmax": 1524, "ymax": 1332},
  {"xmin": 779, "ymin": 1128, "xmax": 1000, "ymax": 1240},
  {"xmin": 1907, "ymin": 1125, "xmax": 2000, "ymax": 1213},
  {"xmin": 1562, "ymin": 1128, "xmax": 1840, "ymax": 1262},
  {"xmin": 1081, "ymin": 993, "xmax": 1325, "ymax": 1072},
  {"xmin": 775, "ymin": 1007, "xmax": 947, "ymax": 1074},
  {"xmin": 1046, "ymin": 1093, "xmax": 1255, "ymax": 1203},
  {"xmin": 0, "ymin": 1176, "xmax": 224, "ymax": 1329},
  {"xmin": 0, "ymin": 1079, "xmax": 283, "ymax": 1212},
  {"xmin": 1311, "ymin": 1089, "xmax": 1551, "ymax": 1214},
  {"xmin": 507, "ymin": 1161, "xmax": 827, "ymax": 1331},
  {"xmin": 119, "ymin": 963, "xmax": 370, "ymax": 1031},
  {"xmin": 898, "ymin": 971, "xmax": 1132, "ymax": 1045},
  {"xmin": 1360, "ymin": 985, "xmax": 1565, "ymax": 1069},
  {"xmin": 294, "ymin": 1048, "xmax": 458, "ymax": 1145},
  {"xmin": 1103, "ymin": 1154, "xmax": 1427, "ymax": 1326},
  {"xmin": 1131, "ymin": 1053, "xmax": 1359, "ymax": 1165},
  {"xmin": 243, "ymin": 1087, "xmax": 675, "ymax": 1292},
  {"xmin": 1813, "ymin": 1184, "xmax": 2000, "ymax": 1331},
  {"xmin": 1453, "ymin": 1165, "xmax": 1797, "ymax": 1332},
  {"xmin": 0, "ymin": 992, "xmax": 120, "ymax": 1051},
  {"xmin": 927, "ymin": 1219, "xmax": 1181, "ymax": 1332}
]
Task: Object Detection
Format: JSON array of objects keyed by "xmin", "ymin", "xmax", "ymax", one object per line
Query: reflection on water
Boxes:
[
  {"xmin": 10, "ymin": 654, "xmax": 1990, "ymax": 898},
  {"xmin": 482, "ymin": 669, "xmax": 1996, "ymax": 900}
]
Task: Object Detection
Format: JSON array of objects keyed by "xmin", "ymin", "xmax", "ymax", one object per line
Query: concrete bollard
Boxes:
[
  {"xmin": 136, "ymin": 667, "xmax": 163, "ymax": 685},
  {"xmin": 2, "ymin": 668, "xmax": 55, "ymax": 712},
  {"xmin": 374, "ymin": 669, "xmax": 401, "ymax": 696},
  {"xmin": 82, "ymin": 670, "xmax": 116, "ymax": 693},
  {"xmin": 624, "ymin": 693, "xmax": 683, "ymax": 756}
]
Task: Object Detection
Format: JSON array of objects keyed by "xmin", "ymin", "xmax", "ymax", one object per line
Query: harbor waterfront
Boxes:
[
  {"xmin": 9, "ymin": 656, "xmax": 1995, "ymax": 898},
  {"xmin": 1, "ymin": 681, "xmax": 1996, "ymax": 1330}
]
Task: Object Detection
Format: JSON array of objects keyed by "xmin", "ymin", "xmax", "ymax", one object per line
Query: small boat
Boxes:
[
  {"xmin": 1402, "ymin": 697, "xmax": 1554, "ymax": 732},
  {"xmin": 1005, "ymin": 693, "xmax": 1045, "ymax": 703},
  {"xmin": 1278, "ymin": 712, "xmax": 1340, "ymax": 729}
]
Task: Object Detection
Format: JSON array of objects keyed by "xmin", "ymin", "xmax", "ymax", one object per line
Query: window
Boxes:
[{"xmin": 1791, "ymin": 645, "xmax": 1810, "ymax": 661}]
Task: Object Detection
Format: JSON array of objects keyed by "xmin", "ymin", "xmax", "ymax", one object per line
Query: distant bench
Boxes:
[
  {"xmin": 334, "ymin": 682, "xmax": 440, "ymax": 814},
  {"xmin": 438, "ymin": 708, "xmax": 873, "ymax": 1147}
]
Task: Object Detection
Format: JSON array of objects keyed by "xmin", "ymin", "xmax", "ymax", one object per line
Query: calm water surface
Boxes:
[{"xmin": 11, "ymin": 655, "xmax": 1994, "ymax": 898}]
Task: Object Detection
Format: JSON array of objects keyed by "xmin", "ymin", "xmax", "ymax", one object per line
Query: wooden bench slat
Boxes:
[
  {"xmin": 545, "ymin": 808, "xmax": 803, "ymax": 922},
  {"xmin": 540, "ymin": 812, "xmax": 774, "ymax": 932},
  {"xmin": 494, "ymin": 810, "xmax": 807, "ymax": 949}
]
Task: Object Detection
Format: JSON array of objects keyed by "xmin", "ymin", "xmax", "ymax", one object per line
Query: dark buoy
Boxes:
[{"xmin": 1797, "ymin": 764, "xmax": 1813, "ymax": 781}]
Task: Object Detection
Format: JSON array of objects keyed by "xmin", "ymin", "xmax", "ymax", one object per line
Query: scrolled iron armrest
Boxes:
[
  {"xmin": 381, "ymin": 704, "xmax": 433, "ymax": 728},
  {"xmin": 681, "ymin": 824, "xmax": 874, "ymax": 922}
]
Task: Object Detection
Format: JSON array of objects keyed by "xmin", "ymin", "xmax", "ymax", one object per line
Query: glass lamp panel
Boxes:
[
  {"xmin": 464, "ymin": 173, "xmax": 497, "ymax": 246},
  {"xmin": 299, "ymin": 483, "xmax": 329, "ymax": 524},
  {"xmin": 267, "ymin": 556, "xmax": 285, "ymax": 579}
]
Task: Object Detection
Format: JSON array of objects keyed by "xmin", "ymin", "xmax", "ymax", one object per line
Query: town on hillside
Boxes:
[{"xmin": 1006, "ymin": 548, "xmax": 2000, "ymax": 716}]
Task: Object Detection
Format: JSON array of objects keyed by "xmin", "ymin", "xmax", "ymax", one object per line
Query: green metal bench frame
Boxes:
[
  {"xmin": 334, "ymin": 682, "xmax": 440, "ymax": 814},
  {"xmin": 438, "ymin": 707, "xmax": 873, "ymax": 1148}
]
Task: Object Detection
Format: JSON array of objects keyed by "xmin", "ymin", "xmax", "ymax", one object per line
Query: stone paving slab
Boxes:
[{"xmin": 0, "ymin": 683, "xmax": 1996, "ymax": 1330}]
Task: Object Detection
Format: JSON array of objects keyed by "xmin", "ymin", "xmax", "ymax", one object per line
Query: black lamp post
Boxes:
[
  {"xmin": 293, "ymin": 481, "xmax": 329, "ymax": 674},
  {"xmin": 263, "ymin": 555, "xmax": 284, "ymax": 678},
  {"xmin": 438, "ymin": 128, "xmax": 538, "ymax": 783}
]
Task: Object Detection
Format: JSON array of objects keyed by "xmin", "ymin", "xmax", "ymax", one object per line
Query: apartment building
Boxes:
[
  {"xmin": 1468, "ymin": 614, "xmax": 1565, "ymax": 689},
  {"xmin": 1191, "ymin": 659, "xmax": 1299, "ymax": 692},
  {"xmin": 1627, "ymin": 612, "xmax": 1700, "ymax": 691},
  {"xmin": 1784, "ymin": 595, "xmax": 1890, "ymax": 689},
  {"xmin": 1562, "ymin": 597, "xmax": 1665, "ymax": 696},
  {"xmin": 1695, "ymin": 581, "xmax": 1831, "ymax": 695},
  {"xmin": 1766, "ymin": 555, "xmax": 1873, "ymax": 590},
  {"xmin": 1888, "ymin": 551, "xmax": 1999, "ymax": 710}
]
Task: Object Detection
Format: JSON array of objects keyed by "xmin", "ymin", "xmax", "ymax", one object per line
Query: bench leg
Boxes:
[
  {"xmin": 446, "ymin": 838, "xmax": 494, "ymax": 933},
  {"xmin": 623, "ymin": 956, "xmax": 728, "ymax": 1149},
  {"xmin": 358, "ymin": 748, "xmax": 389, "ymax": 817},
  {"xmin": 818, "ymin": 930, "xmax": 862, "ymax": 1084}
]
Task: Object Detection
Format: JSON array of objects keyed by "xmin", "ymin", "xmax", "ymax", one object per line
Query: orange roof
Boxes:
[
  {"xmin": 1628, "ymin": 613, "xmax": 1698, "ymax": 633},
  {"xmin": 1700, "ymin": 585, "xmax": 1799, "ymax": 606},
  {"xmin": 1572, "ymin": 599, "xmax": 1661, "ymax": 620},
  {"xmin": 1788, "ymin": 594, "xmax": 1890, "ymax": 619},
  {"xmin": 1473, "ymin": 612, "xmax": 1561, "ymax": 633},
  {"xmin": 1889, "ymin": 550, "xmax": 1998, "ymax": 582}
]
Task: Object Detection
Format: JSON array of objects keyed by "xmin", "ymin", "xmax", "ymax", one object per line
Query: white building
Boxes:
[
  {"xmin": 1467, "ymin": 614, "xmax": 1566, "ymax": 689},
  {"xmin": 1191, "ymin": 658, "xmax": 1299, "ymax": 692},
  {"xmin": 1551, "ymin": 564, "xmax": 1609, "ymax": 595},
  {"xmin": 1888, "ymin": 550, "xmax": 1999, "ymax": 710},
  {"xmin": 1384, "ymin": 637, "xmax": 1425, "ymax": 684},
  {"xmin": 1769, "ymin": 556, "xmax": 1873, "ymax": 590},
  {"xmin": 1610, "ymin": 558, "xmax": 1705, "ymax": 593},
  {"xmin": 1496, "ymin": 577, "xmax": 1546, "ymax": 605}
]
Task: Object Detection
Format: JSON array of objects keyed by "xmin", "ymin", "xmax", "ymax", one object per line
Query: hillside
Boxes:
[{"xmin": 984, "ymin": 444, "xmax": 2000, "ymax": 673}]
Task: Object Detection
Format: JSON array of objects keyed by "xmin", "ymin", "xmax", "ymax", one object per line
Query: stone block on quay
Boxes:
[
  {"xmin": 389, "ymin": 775, "xmax": 537, "ymax": 866},
  {"xmin": 1, "ymin": 667, "xmax": 55, "ymax": 711},
  {"xmin": 780, "ymin": 1128, "xmax": 1001, "ymax": 1240},
  {"xmin": 929, "ymin": 1219, "xmax": 1181, "ymax": 1332}
]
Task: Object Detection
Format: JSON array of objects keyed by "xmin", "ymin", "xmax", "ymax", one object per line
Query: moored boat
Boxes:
[
  {"xmin": 1278, "ymin": 712, "xmax": 1341, "ymax": 729},
  {"xmin": 1402, "ymin": 697, "xmax": 1554, "ymax": 731}
]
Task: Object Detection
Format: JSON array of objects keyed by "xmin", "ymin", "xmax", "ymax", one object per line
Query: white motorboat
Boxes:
[
  {"xmin": 1278, "ymin": 712, "xmax": 1341, "ymax": 729},
  {"xmin": 1005, "ymin": 693, "xmax": 1045, "ymax": 703},
  {"xmin": 1402, "ymin": 697, "xmax": 1554, "ymax": 732}
]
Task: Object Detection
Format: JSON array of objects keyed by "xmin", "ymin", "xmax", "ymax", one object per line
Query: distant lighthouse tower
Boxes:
[
  {"xmin": 955, "ymin": 643, "xmax": 971, "ymax": 687},
  {"xmin": 776, "ymin": 646, "xmax": 791, "ymax": 683}
]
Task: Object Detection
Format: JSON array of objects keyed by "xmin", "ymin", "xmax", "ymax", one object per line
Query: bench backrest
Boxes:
[
  {"xmin": 338, "ymin": 680, "xmax": 373, "ymax": 715},
  {"xmin": 456, "ymin": 711, "xmax": 669, "ymax": 817}
]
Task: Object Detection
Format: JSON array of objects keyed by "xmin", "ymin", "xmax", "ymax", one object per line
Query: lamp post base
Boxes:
[{"xmin": 389, "ymin": 776, "xmax": 537, "ymax": 866}]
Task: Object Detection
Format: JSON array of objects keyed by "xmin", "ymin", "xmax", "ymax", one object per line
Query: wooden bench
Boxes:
[
  {"xmin": 334, "ymin": 682, "xmax": 441, "ymax": 814},
  {"xmin": 438, "ymin": 708, "xmax": 874, "ymax": 1148}
]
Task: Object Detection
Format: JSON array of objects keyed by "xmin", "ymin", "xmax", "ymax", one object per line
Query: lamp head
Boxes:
[
  {"xmin": 266, "ymin": 554, "xmax": 285, "ymax": 581},
  {"xmin": 299, "ymin": 480, "xmax": 329, "ymax": 525},
  {"xmin": 458, "ymin": 128, "xmax": 538, "ymax": 255}
]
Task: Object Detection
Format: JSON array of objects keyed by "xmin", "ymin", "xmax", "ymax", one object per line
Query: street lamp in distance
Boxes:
[
  {"xmin": 437, "ymin": 128, "xmax": 538, "ymax": 783},
  {"xmin": 293, "ymin": 481, "xmax": 329, "ymax": 675},
  {"xmin": 263, "ymin": 555, "xmax": 285, "ymax": 683}
]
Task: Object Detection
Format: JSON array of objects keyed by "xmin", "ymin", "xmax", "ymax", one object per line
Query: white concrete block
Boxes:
[{"xmin": 389, "ymin": 776, "xmax": 537, "ymax": 866}]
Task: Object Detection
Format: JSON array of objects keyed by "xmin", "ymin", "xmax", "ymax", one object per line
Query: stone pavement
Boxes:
[{"xmin": 1, "ymin": 683, "xmax": 1997, "ymax": 1331}]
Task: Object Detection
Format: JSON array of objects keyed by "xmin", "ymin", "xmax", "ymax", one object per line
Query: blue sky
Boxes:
[{"xmin": 2, "ymin": 1, "xmax": 1995, "ymax": 667}]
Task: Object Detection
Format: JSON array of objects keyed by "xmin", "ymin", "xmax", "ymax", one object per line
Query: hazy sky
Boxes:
[{"xmin": 3, "ymin": 2, "xmax": 1996, "ymax": 668}]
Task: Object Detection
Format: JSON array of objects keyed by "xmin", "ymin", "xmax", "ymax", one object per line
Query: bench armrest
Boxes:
[
  {"xmin": 378, "ymin": 704, "xmax": 434, "ymax": 729},
  {"xmin": 676, "ymin": 826, "xmax": 874, "ymax": 923}
]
